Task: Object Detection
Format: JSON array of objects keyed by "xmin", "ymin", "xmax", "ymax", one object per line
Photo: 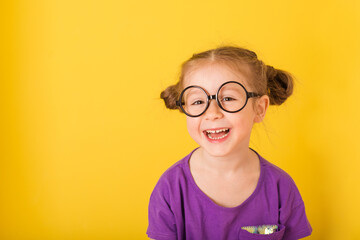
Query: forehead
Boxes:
[{"xmin": 183, "ymin": 62, "xmax": 252, "ymax": 92}]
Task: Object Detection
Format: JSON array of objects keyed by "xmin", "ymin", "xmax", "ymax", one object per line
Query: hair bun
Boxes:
[
  {"xmin": 160, "ymin": 84, "xmax": 180, "ymax": 110},
  {"xmin": 266, "ymin": 65, "xmax": 294, "ymax": 105}
]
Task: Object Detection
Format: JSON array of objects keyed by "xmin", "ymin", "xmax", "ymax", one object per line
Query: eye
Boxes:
[
  {"xmin": 222, "ymin": 97, "xmax": 236, "ymax": 101},
  {"xmin": 192, "ymin": 100, "xmax": 205, "ymax": 105}
]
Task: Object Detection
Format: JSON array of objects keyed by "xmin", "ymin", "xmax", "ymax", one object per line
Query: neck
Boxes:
[{"xmin": 195, "ymin": 145, "xmax": 258, "ymax": 177}]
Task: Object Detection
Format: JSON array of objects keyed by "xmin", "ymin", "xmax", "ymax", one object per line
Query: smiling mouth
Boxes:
[{"xmin": 204, "ymin": 128, "xmax": 230, "ymax": 140}]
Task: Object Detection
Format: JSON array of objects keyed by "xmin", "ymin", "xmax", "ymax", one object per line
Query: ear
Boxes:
[{"xmin": 254, "ymin": 95, "xmax": 269, "ymax": 123}]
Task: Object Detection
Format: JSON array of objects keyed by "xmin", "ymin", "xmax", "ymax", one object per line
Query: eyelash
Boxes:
[
  {"xmin": 191, "ymin": 100, "xmax": 205, "ymax": 105},
  {"xmin": 222, "ymin": 97, "xmax": 236, "ymax": 101}
]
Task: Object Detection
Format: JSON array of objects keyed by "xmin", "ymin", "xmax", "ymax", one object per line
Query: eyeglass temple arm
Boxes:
[{"xmin": 248, "ymin": 92, "xmax": 261, "ymax": 98}]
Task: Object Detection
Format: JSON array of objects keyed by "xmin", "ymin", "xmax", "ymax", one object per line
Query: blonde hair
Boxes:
[{"xmin": 161, "ymin": 46, "xmax": 294, "ymax": 110}]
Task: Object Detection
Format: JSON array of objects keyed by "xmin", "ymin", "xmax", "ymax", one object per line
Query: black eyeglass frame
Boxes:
[{"xmin": 175, "ymin": 81, "xmax": 262, "ymax": 117}]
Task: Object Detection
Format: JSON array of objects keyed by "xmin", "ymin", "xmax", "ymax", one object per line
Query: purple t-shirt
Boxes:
[{"xmin": 147, "ymin": 148, "xmax": 312, "ymax": 240}]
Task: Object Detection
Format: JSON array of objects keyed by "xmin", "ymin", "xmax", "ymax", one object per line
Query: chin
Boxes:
[{"xmin": 202, "ymin": 146, "xmax": 233, "ymax": 158}]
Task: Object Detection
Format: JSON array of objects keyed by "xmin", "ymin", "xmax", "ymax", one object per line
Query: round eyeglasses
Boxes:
[{"xmin": 176, "ymin": 81, "xmax": 262, "ymax": 117}]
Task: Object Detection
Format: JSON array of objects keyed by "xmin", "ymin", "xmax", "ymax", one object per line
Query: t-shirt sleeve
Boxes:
[
  {"xmin": 146, "ymin": 178, "xmax": 177, "ymax": 240},
  {"xmin": 279, "ymin": 177, "xmax": 313, "ymax": 240}
]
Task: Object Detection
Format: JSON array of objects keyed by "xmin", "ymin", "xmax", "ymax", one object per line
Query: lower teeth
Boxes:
[{"xmin": 207, "ymin": 132, "xmax": 229, "ymax": 140}]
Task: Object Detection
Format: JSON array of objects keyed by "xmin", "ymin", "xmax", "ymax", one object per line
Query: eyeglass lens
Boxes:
[{"xmin": 180, "ymin": 82, "xmax": 248, "ymax": 116}]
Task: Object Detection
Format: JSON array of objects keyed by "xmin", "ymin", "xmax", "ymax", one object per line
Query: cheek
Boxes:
[
  {"xmin": 186, "ymin": 117, "xmax": 201, "ymax": 140},
  {"xmin": 230, "ymin": 113, "xmax": 255, "ymax": 133}
]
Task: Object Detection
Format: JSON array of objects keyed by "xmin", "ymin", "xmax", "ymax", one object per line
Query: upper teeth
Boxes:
[{"xmin": 206, "ymin": 128, "xmax": 228, "ymax": 133}]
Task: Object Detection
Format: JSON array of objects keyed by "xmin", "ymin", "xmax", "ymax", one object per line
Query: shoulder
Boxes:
[
  {"xmin": 150, "ymin": 150, "xmax": 193, "ymax": 200},
  {"xmin": 155, "ymin": 153, "xmax": 189, "ymax": 184},
  {"xmin": 258, "ymin": 152, "xmax": 304, "ymax": 205},
  {"xmin": 261, "ymin": 155, "xmax": 296, "ymax": 184}
]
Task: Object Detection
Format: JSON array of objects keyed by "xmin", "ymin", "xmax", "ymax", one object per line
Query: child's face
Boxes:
[{"xmin": 183, "ymin": 62, "xmax": 262, "ymax": 158}]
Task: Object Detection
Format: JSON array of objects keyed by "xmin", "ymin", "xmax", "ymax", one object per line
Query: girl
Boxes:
[{"xmin": 147, "ymin": 46, "xmax": 312, "ymax": 240}]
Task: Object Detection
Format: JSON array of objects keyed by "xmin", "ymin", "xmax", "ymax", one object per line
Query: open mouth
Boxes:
[{"xmin": 204, "ymin": 128, "xmax": 230, "ymax": 140}]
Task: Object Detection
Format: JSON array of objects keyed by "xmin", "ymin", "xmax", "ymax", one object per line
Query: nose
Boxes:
[{"xmin": 204, "ymin": 99, "xmax": 223, "ymax": 120}]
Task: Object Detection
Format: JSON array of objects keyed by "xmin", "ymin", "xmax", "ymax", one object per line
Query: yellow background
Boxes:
[{"xmin": 1, "ymin": 0, "xmax": 359, "ymax": 239}]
